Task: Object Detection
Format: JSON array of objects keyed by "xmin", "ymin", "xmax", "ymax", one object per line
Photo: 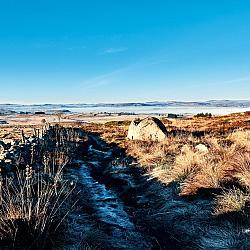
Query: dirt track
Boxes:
[{"xmin": 62, "ymin": 131, "xmax": 182, "ymax": 249}]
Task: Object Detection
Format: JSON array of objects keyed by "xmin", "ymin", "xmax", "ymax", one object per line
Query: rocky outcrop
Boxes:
[{"xmin": 127, "ymin": 117, "xmax": 167, "ymax": 141}]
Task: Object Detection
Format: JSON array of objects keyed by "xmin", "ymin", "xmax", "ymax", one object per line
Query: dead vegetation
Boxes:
[{"xmin": 0, "ymin": 126, "xmax": 83, "ymax": 249}]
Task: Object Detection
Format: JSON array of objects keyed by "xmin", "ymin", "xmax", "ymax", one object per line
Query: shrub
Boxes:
[{"xmin": 194, "ymin": 113, "xmax": 212, "ymax": 118}]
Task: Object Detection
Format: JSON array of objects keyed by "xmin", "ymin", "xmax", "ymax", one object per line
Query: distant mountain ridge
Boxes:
[
  {"xmin": 1, "ymin": 100, "xmax": 250, "ymax": 109},
  {"xmin": 0, "ymin": 100, "xmax": 250, "ymax": 115},
  {"xmin": 96, "ymin": 100, "xmax": 250, "ymax": 107}
]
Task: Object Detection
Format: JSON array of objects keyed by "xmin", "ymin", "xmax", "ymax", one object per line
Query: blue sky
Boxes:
[{"xmin": 0, "ymin": 0, "xmax": 250, "ymax": 103}]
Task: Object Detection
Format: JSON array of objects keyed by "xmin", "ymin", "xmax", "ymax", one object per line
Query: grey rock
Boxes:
[{"xmin": 127, "ymin": 116, "xmax": 168, "ymax": 141}]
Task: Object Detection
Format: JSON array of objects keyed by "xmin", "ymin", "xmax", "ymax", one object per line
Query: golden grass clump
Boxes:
[
  {"xmin": 233, "ymin": 154, "xmax": 250, "ymax": 189},
  {"xmin": 214, "ymin": 188, "xmax": 248, "ymax": 215},
  {"xmin": 229, "ymin": 130, "xmax": 250, "ymax": 150},
  {"xmin": 180, "ymin": 161, "xmax": 222, "ymax": 196},
  {"xmin": 151, "ymin": 145, "xmax": 207, "ymax": 186},
  {"xmin": 174, "ymin": 145, "xmax": 206, "ymax": 181}
]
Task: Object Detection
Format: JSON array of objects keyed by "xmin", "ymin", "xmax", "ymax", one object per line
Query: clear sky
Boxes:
[{"xmin": 0, "ymin": 0, "xmax": 250, "ymax": 104}]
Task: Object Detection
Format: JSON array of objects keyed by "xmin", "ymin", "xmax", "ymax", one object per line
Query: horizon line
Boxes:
[{"xmin": 0, "ymin": 99, "xmax": 250, "ymax": 106}]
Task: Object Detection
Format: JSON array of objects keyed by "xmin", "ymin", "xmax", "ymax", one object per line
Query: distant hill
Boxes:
[
  {"xmin": 93, "ymin": 100, "xmax": 250, "ymax": 107},
  {"xmin": 0, "ymin": 100, "xmax": 249, "ymax": 114}
]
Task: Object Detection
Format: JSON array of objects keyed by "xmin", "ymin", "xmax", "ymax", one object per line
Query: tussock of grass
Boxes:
[
  {"xmin": 180, "ymin": 161, "xmax": 222, "ymax": 196},
  {"xmin": 229, "ymin": 130, "xmax": 250, "ymax": 150},
  {"xmin": 214, "ymin": 188, "xmax": 248, "ymax": 215},
  {"xmin": 234, "ymin": 159, "xmax": 250, "ymax": 189}
]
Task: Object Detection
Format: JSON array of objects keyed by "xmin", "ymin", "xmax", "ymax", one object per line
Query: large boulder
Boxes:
[{"xmin": 127, "ymin": 117, "xmax": 167, "ymax": 141}]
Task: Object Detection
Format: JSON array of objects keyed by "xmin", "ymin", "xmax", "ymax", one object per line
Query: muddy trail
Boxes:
[{"xmin": 61, "ymin": 131, "xmax": 182, "ymax": 250}]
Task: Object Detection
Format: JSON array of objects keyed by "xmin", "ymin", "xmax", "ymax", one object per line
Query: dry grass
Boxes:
[
  {"xmin": 145, "ymin": 130, "xmax": 250, "ymax": 197},
  {"xmin": 234, "ymin": 160, "xmax": 250, "ymax": 189},
  {"xmin": 0, "ymin": 126, "xmax": 80, "ymax": 248},
  {"xmin": 229, "ymin": 129, "xmax": 250, "ymax": 149},
  {"xmin": 214, "ymin": 188, "xmax": 248, "ymax": 215},
  {"xmin": 125, "ymin": 136, "xmax": 188, "ymax": 167},
  {"xmin": 0, "ymin": 164, "xmax": 73, "ymax": 247}
]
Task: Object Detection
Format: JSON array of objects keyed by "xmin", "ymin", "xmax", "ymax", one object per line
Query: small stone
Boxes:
[{"xmin": 195, "ymin": 144, "xmax": 209, "ymax": 153}]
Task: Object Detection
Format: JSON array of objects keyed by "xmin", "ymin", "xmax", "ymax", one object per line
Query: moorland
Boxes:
[{"xmin": 0, "ymin": 111, "xmax": 250, "ymax": 249}]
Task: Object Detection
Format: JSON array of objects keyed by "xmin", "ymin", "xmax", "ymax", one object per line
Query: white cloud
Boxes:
[
  {"xmin": 207, "ymin": 76, "xmax": 250, "ymax": 86},
  {"xmin": 81, "ymin": 55, "xmax": 171, "ymax": 89},
  {"xmin": 99, "ymin": 47, "xmax": 128, "ymax": 55},
  {"xmin": 84, "ymin": 79, "xmax": 112, "ymax": 89}
]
